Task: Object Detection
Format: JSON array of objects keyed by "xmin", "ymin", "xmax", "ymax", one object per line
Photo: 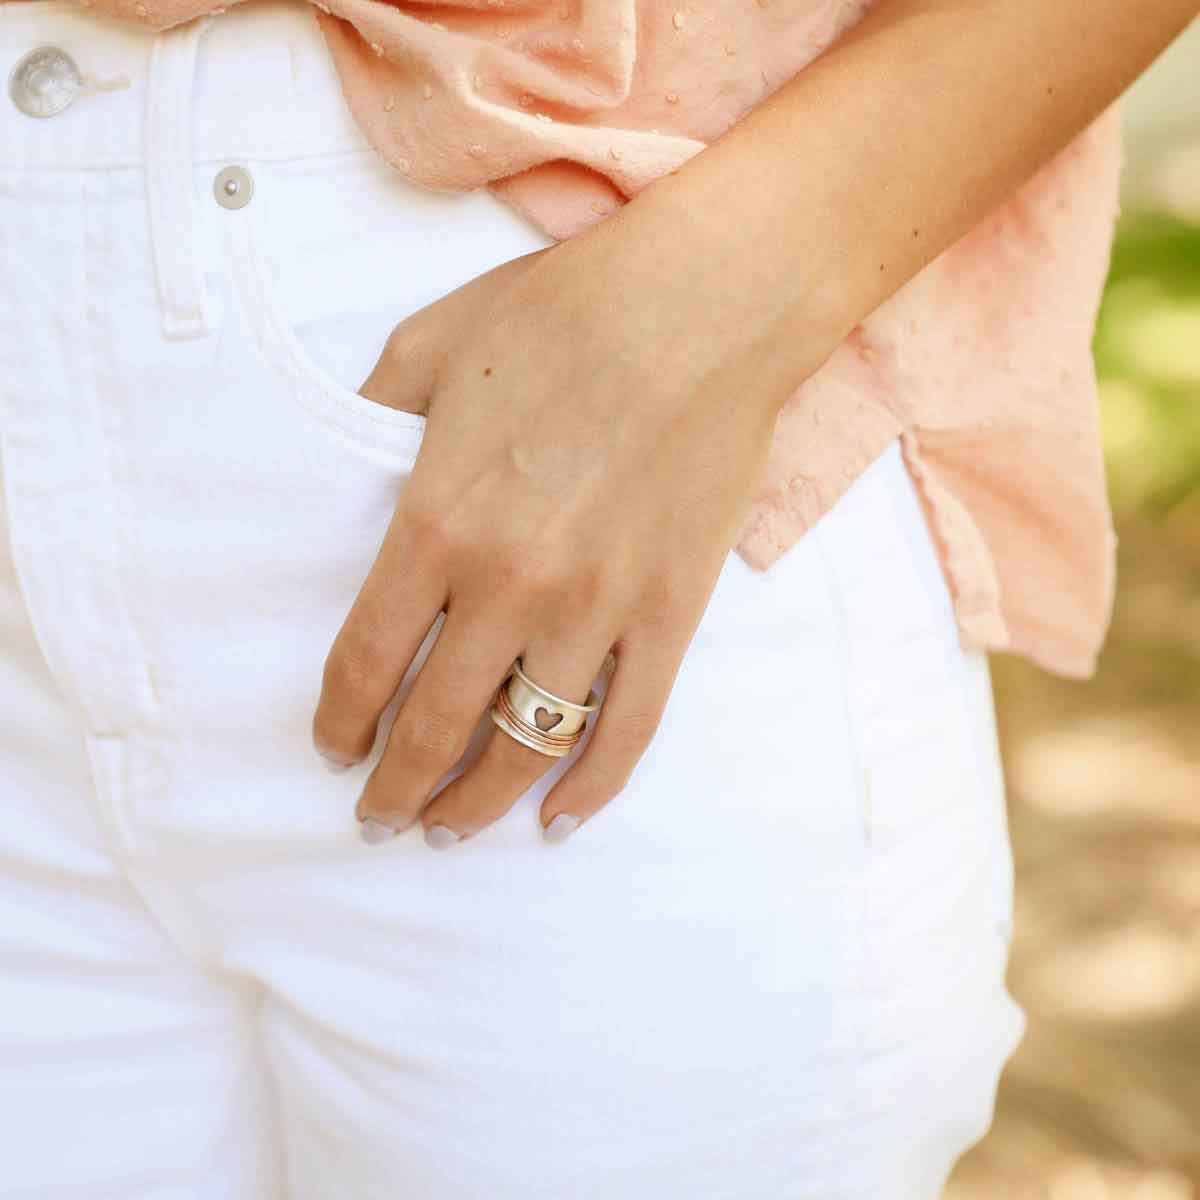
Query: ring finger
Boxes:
[{"xmin": 414, "ymin": 631, "xmax": 615, "ymax": 847}]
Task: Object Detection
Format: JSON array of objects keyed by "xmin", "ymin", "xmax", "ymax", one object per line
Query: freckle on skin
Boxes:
[{"xmin": 483, "ymin": 366, "xmax": 493, "ymax": 377}]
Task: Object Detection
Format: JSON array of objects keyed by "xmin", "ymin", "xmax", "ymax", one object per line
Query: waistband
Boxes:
[{"xmin": 0, "ymin": 0, "xmax": 370, "ymax": 168}]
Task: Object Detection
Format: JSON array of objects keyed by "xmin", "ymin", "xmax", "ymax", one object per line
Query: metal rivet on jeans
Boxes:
[
  {"xmin": 9, "ymin": 46, "xmax": 82, "ymax": 118},
  {"xmin": 213, "ymin": 164, "xmax": 254, "ymax": 210}
]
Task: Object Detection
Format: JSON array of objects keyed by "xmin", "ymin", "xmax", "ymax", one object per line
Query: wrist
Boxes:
[{"xmin": 614, "ymin": 167, "xmax": 856, "ymax": 418}]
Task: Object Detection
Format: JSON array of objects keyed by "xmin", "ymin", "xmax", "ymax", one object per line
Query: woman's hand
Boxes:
[
  {"xmin": 322, "ymin": 0, "xmax": 1196, "ymax": 844},
  {"xmin": 310, "ymin": 205, "xmax": 821, "ymax": 847}
]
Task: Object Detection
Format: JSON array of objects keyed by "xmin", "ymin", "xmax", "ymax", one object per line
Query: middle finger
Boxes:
[{"xmin": 355, "ymin": 604, "xmax": 525, "ymax": 839}]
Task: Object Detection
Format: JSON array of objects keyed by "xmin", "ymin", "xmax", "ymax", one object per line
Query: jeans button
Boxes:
[
  {"xmin": 8, "ymin": 46, "xmax": 82, "ymax": 118},
  {"xmin": 213, "ymin": 164, "xmax": 254, "ymax": 210}
]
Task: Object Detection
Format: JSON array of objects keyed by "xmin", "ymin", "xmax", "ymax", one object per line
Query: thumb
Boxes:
[
  {"xmin": 357, "ymin": 245, "xmax": 554, "ymax": 417},
  {"xmin": 357, "ymin": 308, "xmax": 440, "ymax": 417}
]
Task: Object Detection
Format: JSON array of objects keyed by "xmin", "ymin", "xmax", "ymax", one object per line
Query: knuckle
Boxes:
[
  {"xmin": 479, "ymin": 544, "xmax": 522, "ymax": 594},
  {"xmin": 562, "ymin": 558, "xmax": 623, "ymax": 614},
  {"xmin": 322, "ymin": 637, "xmax": 382, "ymax": 700},
  {"xmin": 527, "ymin": 559, "xmax": 574, "ymax": 602},
  {"xmin": 559, "ymin": 772, "xmax": 627, "ymax": 819},
  {"xmin": 403, "ymin": 496, "xmax": 459, "ymax": 560},
  {"xmin": 392, "ymin": 707, "xmax": 461, "ymax": 766},
  {"xmin": 381, "ymin": 323, "xmax": 412, "ymax": 369},
  {"xmin": 636, "ymin": 576, "xmax": 689, "ymax": 635},
  {"xmin": 489, "ymin": 542, "xmax": 569, "ymax": 600},
  {"xmin": 606, "ymin": 708, "xmax": 662, "ymax": 757},
  {"xmin": 382, "ymin": 317, "xmax": 432, "ymax": 373}
]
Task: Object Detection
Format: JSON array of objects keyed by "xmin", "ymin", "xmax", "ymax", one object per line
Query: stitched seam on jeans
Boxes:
[
  {"xmin": 242, "ymin": 194, "xmax": 423, "ymax": 433},
  {"xmin": 806, "ymin": 516, "xmax": 870, "ymax": 850},
  {"xmin": 806, "ymin": 514, "xmax": 875, "ymax": 1134},
  {"xmin": 947, "ymin": 646, "xmax": 1016, "ymax": 948},
  {"xmin": 144, "ymin": 26, "xmax": 212, "ymax": 337},
  {"xmin": 0, "ymin": 147, "xmax": 377, "ymax": 173},
  {"xmin": 877, "ymin": 441, "xmax": 1015, "ymax": 945},
  {"xmin": 226, "ymin": 185, "xmax": 429, "ymax": 459}
]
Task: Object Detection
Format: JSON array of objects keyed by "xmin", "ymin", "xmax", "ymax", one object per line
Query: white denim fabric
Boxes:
[{"xmin": 0, "ymin": 2, "xmax": 1027, "ymax": 1196}]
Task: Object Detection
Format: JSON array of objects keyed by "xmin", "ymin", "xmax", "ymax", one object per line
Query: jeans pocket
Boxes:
[
  {"xmin": 217, "ymin": 149, "xmax": 556, "ymax": 467},
  {"xmin": 872, "ymin": 438, "xmax": 1017, "ymax": 947},
  {"xmin": 808, "ymin": 440, "xmax": 1017, "ymax": 949},
  {"xmin": 218, "ymin": 154, "xmax": 429, "ymax": 467}
]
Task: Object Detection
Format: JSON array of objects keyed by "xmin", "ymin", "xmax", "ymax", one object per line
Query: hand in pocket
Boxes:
[
  {"xmin": 354, "ymin": 247, "xmax": 552, "ymax": 418},
  {"xmin": 312, "ymin": 217, "xmax": 820, "ymax": 849}
]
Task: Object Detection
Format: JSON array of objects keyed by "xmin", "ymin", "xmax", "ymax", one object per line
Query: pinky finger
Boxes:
[{"xmin": 538, "ymin": 639, "xmax": 679, "ymax": 843}]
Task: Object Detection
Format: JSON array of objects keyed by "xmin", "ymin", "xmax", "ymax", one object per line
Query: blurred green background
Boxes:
[{"xmin": 945, "ymin": 23, "xmax": 1200, "ymax": 1200}]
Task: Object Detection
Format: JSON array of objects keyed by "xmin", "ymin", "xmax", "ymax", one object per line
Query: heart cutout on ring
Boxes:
[{"xmin": 534, "ymin": 706, "xmax": 564, "ymax": 732}]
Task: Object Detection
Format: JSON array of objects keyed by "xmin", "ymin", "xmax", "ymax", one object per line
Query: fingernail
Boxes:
[
  {"xmin": 316, "ymin": 743, "xmax": 355, "ymax": 773},
  {"xmin": 542, "ymin": 813, "xmax": 581, "ymax": 844},
  {"xmin": 359, "ymin": 818, "xmax": 397, "ymax": 845},
  {"xmin": 424, "ymin": 823, "xmax": 462, "ymax": 851}
]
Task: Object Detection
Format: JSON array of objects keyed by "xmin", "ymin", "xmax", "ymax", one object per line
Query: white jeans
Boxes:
[{"xmin": 0, "ymin": 2, "xmax": 1026, "ymax": 1196}]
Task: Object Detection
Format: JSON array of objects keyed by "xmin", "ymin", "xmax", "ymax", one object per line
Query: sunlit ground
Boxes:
[{"xmin": 944, "ymin": 216, "xmax": 1200, "ymax": 1198}]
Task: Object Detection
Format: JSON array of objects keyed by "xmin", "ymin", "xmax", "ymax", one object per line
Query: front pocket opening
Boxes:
[{"xmin": 224, "ymin": 171, "xmax": 429, "ymax": 462}]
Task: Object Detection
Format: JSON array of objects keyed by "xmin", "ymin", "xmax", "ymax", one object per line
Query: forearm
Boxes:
[{"xmin": 606, "ymin": 0, "xmax": 1199, "ymax": 407}]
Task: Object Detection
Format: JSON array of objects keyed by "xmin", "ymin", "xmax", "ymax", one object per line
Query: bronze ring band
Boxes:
[
  {"xmin": 494, "ymin": 685, "xmax": 579, "ymax": 743},
  {"xmin": 502, "ymin": 658, "xmax": 600, "ymax": 741},
  {"xmin": 489, "ymin": 685, "xmax": 584, "ymax": 758},
  {"xmin": 487, "ymin": 656, "xmax": 604, "ymax": 758}
]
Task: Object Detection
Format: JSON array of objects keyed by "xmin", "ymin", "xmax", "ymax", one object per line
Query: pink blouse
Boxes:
[{"xmin": 21, "ymin": 0, "xmax": 1126, "ymax": 678}]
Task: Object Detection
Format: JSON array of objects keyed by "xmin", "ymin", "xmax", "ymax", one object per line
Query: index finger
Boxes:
[{"xmin": 311, "ymin": 497, "xmax": 447, "ymax": 769}]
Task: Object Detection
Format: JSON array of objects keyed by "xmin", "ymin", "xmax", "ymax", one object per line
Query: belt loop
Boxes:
[{"xmin": 144, "ymin": 16, "xmax": 214, "ymax": 340}]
